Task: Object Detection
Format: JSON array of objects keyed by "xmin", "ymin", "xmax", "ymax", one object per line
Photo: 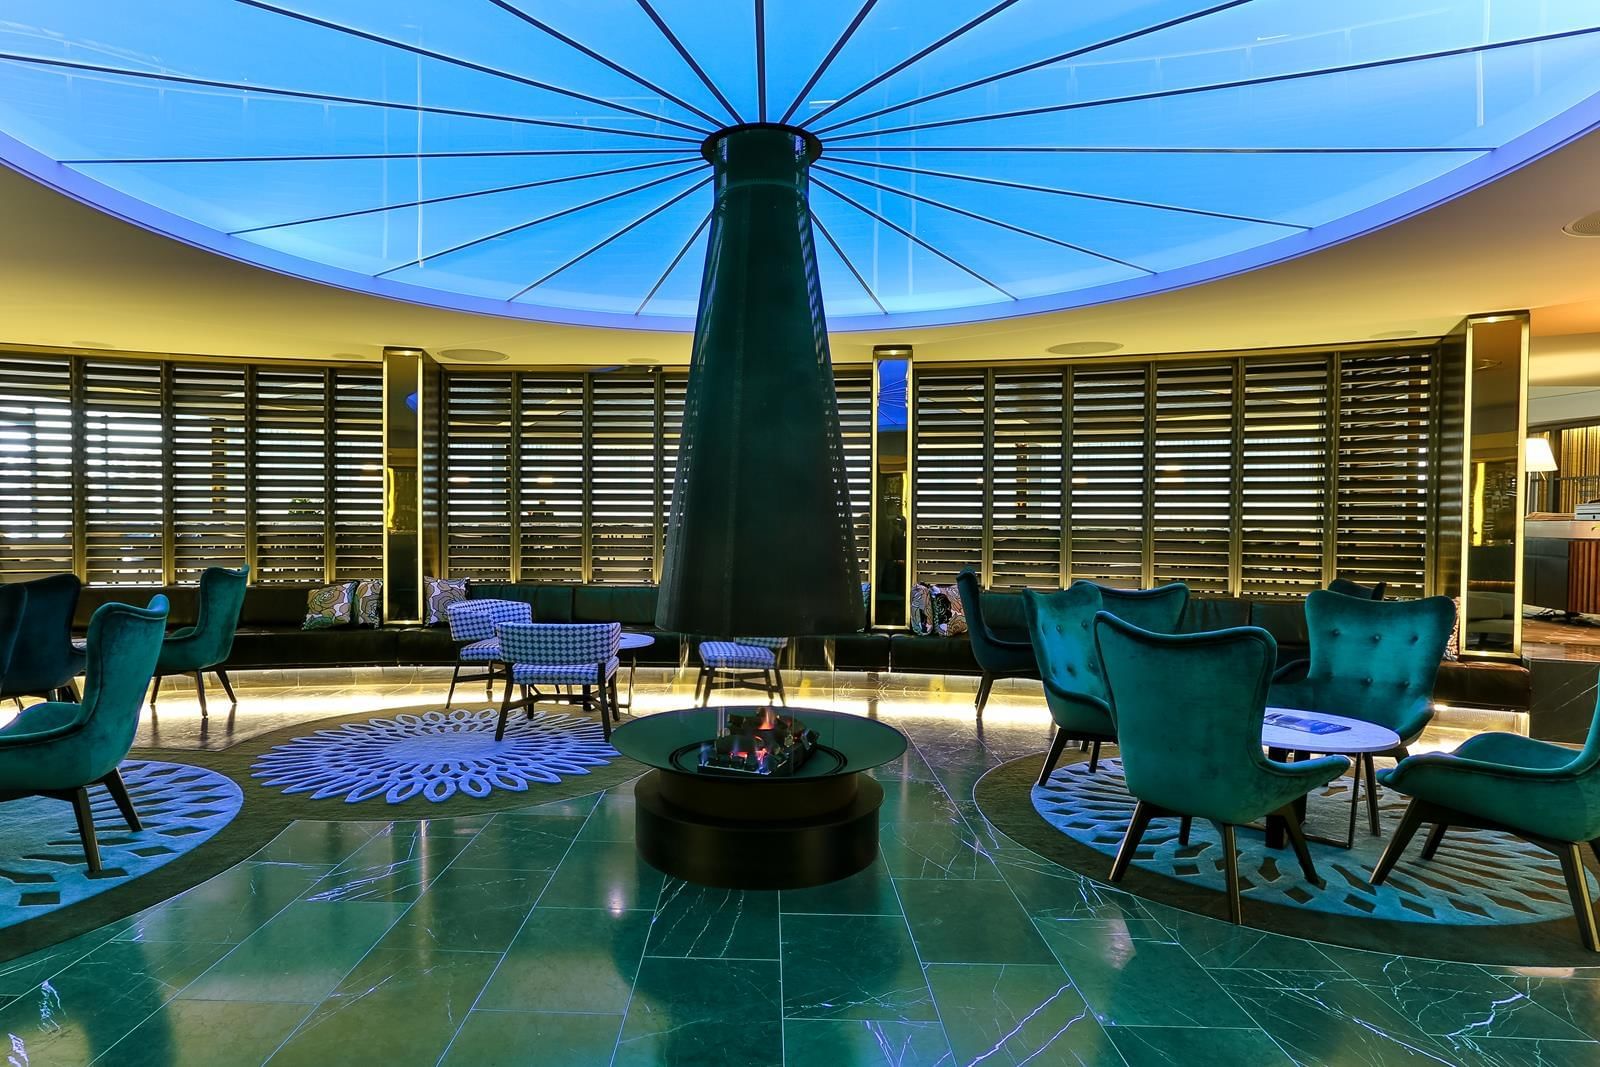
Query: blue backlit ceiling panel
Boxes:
[{"xmin": 2, "ymin": 2, "xmax": 1599, "ymax": 330}]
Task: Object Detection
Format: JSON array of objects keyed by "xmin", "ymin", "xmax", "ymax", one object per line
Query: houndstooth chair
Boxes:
[
  {"xmin": 445, "ymin": 599, "xmax": 531, "ymax": 706},
  {"xmin": 696, "ymin": 637, "xmax": 789, "ymax": 706},
  {"xmin": 495, "ymin": 622, "xmax": 622, "ymax": 741}
]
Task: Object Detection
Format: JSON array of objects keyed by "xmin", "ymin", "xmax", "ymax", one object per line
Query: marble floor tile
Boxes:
[
  {"xmin": 1440, "ymin": 1035, "xmax": 1600, "ymax": 1066},
  {"xmin": 475, "ymin": 906, "xmax": 652, "ymax": 1014},
  {"xmin": 536, "ymin": 838, "xmax": 667, "ymax": 910},
  {"xmin": 116, "ymin": 861, "xmax": 331, "ymax": 945},
  {"xmin": 925, "ymin": 962, "xmax": 1121, "ymax": 1066},
  {"xmin": 615, "ymin": 956, "xmax": 783, "ymax": 1067},
  {"xmin": 438, "ymin": 1010, "xmax": 624, "ymax": 1067},
  {"xmin": 781, "ymin": 913, "xmax": 939, "ymax": 1022},
  {"xmin": 574, "ymin": 792, "xmax": 639, "ymax": 843},
  {"xmin": 1492, "ymin": 974, "xmax": 1600, "ymax": 1042},
  {"xmin": 0, "ymin": 923, "xmax": 131, "ymax": 997},
  {"xmin": 246, "ymin": 820, "xmax": 386, "ymax": 866},
  {"xmin": 878, "ymin": 820, "xmax": 1003, "ymax": 881},
  {"xmin": 1106, "ymin": 1025, "xmax": 1294, "ymax": 1066},
  {"xmin": 378, "ymin": 866, "xmax": 550, "ymax": 953},
  {"xmin": 895, "ymin": 879, "xmax": 1056, "ymax": 965},
  {"xmin": 646, "ymin": 879, "xmax": 781, "ymax": 959},
  {"xmin": 93, "ymin": 999, "xmax": 315, "ymax": 1067},
  {"xmin": 782, "ymin": 1019, "xmax": 955, "ymax": 1066},
  {"xmin": 449, "ymin": 812, "xmax": 588, "ymax": 870},
  {"xmin": 780, "ymin": 857, "xmax": 904, "ymax": 917},
  {"xmin": 1149, "ymin": 905, "xmax": 1341, "ymax": 972}
]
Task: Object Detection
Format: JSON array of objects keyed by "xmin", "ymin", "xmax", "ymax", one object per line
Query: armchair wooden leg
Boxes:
[
  {"xmin": 1220, "ymin": 823, "xmax": 1243, "ymax": 924},
  {"xmin": 1275, "ymin": 803, "xmax": 1322, "ymax": 887},
  {"xmin": 1370, "ymin": 798, "xmax": 1429, "ymax": 886},
  {"xmin": 68, "ymin": 787, "xmax": 102, "ymax": 875},
  {"xmin": 1037, "ymin": 729, "xmax": 1072, "ymax": 787},
  {"xmin": 446, "ymin": 661, "xmax": 462, "ymax": 706},
  {"xmin": 772, "ymin": 669, "xmax": 788, "ymax": 706},
  {"xmin": 64, "ymin": 680, "xmax": 80, "ymax": 703},
  {"xmin": 1179, "ymin": 817, "xmax": 1192, "ymax": 846},
  {"xmin": 975, "ymin": 672, "xmax": 994, "ymax": 719},
  {"xmin": 1362, "ymin": 754, "xmax": 1381, "ymax": 836},
  {"xmin": 1420, "ymin": 822, "xmax": 1449, "ymax": 860},
  {"xmin": 215, "ymin": 668, "xmax": 237, "ymax": 706},
  {"xmin": 149, "ymin": 674, "xmax": 162, "ymax": 708},
  {"xmin": 1109, "ymin": 800, "xmax": 1156, "ymax": 883},
  {"xmin": 609, "ymin": 677, "xmax": 621, "ymax": 721},
  {"xmin": 1558, "ymin": 843, "xmax": 1600, "ymax": 952},
  {"xmin": 495, "ymin": 677, "xmax": 515, "ymax": 742},
  {"xmin": 1088, "ymin": 741, "xmax": 1103, "ymax": 774},
  {"xmin": 192, "ymin": 672, "xmax": 208, "ymax": 719},
  {"xmin": 102, "ymin": 770, "xmax": 142, "ymax": 831},
  {"xmin": 596, "ymin": 671, "xmax": 611, "ymax": 742}
]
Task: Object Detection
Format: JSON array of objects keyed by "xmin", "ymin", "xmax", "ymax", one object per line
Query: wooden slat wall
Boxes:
[
  {"xmin": 1152, "ymin": 363, "xmax": 1234, "ymax": 594},
  {"xmin": 171, "ymin": 364, "xmax": 248, "ymax": 581},
  {"xmin": 0, "ymin": 355, "xmax": 75, "ymax": 581},
  {"xmin": 1241, "ymin": 358, "xmax": 1330, "ymax": 598},
  {"xmin": 82, "ymin": 360, "xmax": 165, "ymax": 585}
]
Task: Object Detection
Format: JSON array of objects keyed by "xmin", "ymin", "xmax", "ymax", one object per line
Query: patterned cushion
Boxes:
[
  {"xmin": 302, "ymin": 582, "xmax": 357, "ymax": 631},
  {"xmin": 447, "ymin": 599, "xmax": 531, "ymax": 642},
  {"xmin": 700, "ymin": 641, "xmax": 777, "ymax": 669},
  {"xmin": 425, "ymin": 576, "xmax": 469, "ymax": 625},
  {"xmin": 510, "ymin": 658, "xmax": 620, "ymax": 686},
  {"xmin": 458, "ymin": 637, "xmax": 501, "ymax": 663},
  {"xmin": 733, "ymin": 636, "xmax": 788, "ymax": 649},
  {"xmin": 498, "ymin": 622, "xmax": 622, "ymax": 666},
  {"xmin": 910, "ymin": 583, "xmax": 965, "ymax": 637},
  {"xmin": 353, "ymin": 578, "xmax": 383, "ymax": 627}
]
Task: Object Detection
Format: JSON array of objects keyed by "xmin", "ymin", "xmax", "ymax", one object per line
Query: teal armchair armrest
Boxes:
[{"xmin": 0, "ymin": 700, "xmax": 85, "ymax": 745}]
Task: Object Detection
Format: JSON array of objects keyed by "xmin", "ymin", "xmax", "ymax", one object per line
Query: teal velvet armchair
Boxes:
[
  {"xmin": 0, "ymin": 595, "xmax": 170, "ymax": 873},
  {"xmin": 956, "ymin": 568, "xmax": 1037, "ymax": 719},
  {"xmin": 1268, "ymin": 590, "xmax": 1455, "ymax": 835},
  {"xmin": 1094, "ymin": 614, "xmax": 1349, "ymax": 924},
  {"xmin": 1078, "ymin": 581, "xmax": 1189, "ymax": 633},
  {"xmin": 0, "ymin": 573, "xmax": 86, "ymax": 705},
  {"xmin": 1024, "ymin": 583, "xmax": 1116, "ymax": 784},
  {"xmin": 1372, "ymin": 697, "xmax": 1600, "ymax": 950},
  {"xmin": 151, "ymin": 565, "xmax": 248, "ymax": 717}
]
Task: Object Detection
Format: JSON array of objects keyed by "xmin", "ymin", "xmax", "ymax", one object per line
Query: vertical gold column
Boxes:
[
  {"xmin": 871, "ymin": 344, "xmax": 912, "ymax": 629},
  {"xmin": 382, "ymin": 347, "xmax": 442, "ymax": 624}
]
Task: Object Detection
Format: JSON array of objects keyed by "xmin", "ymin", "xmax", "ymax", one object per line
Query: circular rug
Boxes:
[{"xmin": 976, "ymin": 751, "xmax": 1600, "ymax": 966}]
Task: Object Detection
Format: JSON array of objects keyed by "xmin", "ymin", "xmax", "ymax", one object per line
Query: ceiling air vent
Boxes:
[{"xmin": 1562, "ymin": 210, "xmax": 1600, "ymax": 237}]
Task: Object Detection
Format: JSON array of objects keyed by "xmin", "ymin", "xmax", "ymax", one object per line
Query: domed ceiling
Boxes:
[{"xmin": 1, "ymin": 1, "xmax": 1598, "ymax": 331}]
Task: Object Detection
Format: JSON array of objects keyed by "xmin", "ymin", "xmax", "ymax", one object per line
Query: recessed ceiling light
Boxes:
[
  {"xmin": 626, "ymin": 357, "xmax": 659, "ymax": 365},
  {"xmin": 1368, "ymin": 329, "xmax": 1419, "ymax": 339},
  {"xmin": 1047, "ymin": 341, "xmax": 1123, "ymax": 355},
  {"xmin": 1563, "ymin": 210, "xmax": 1600, "ymax": 237},
  {"xmin": 439, "ymin": 348, "xmax": 508, "ymax": 362}
]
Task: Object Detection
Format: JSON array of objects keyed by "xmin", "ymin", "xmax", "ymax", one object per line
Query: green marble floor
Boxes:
[{"xmin": 3, "ymin": 705, "xmax": 1599, "ymax": 1066}]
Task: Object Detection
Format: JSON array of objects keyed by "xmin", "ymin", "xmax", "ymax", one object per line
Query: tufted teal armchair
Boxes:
[
  {"xmin": 0, "ymin": 595, "xmax": 169, "ymax": 873},
  {"xmin": 1268, "ymin": 590, "xmax": 1455, "ymax": 836},
  {"xmin": 1094, "ymin": 613, "xmax": 1349, "ymax": 924},
  {"xmin": 1024, "ymin": 583, "xmax": 1115, "ymax": 783},
  {"xmin": 956, "ymin": 569, "xmax": 1037, "ymax": 720},
  {"xmin": 1078, "ymin": 581, "xmax": 1189, "ymax": 634},
  {"xmin": 151, "ymin": 565, "xmax": 249, "ymax": 717},
  {"xmin": 1371, "ymin": 693, "xmax": 1600, "ymax": 950}
]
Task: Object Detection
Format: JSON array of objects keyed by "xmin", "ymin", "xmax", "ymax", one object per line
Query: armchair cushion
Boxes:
[{"xmin": 700, "ymin": 641, "xmax": 778, "ymax": 670}]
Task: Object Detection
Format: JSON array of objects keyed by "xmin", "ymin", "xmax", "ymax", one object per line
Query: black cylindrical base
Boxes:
[{"xmin": 633, "ymin": 770, "xmax": 884, "ymax": 890}]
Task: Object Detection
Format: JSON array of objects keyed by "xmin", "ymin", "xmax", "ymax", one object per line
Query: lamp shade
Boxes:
[
  {"xmin": 1526, "ymin": 436, "xmax": 1559, "ymax": 473},
  {"xmin": 655, "ymin": 125, "xmax": 863, "ymax": 637}
]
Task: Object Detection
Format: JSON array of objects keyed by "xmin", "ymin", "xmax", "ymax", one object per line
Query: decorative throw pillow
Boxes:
[
  {"xmin": 303, "ymin": 581, "xmax": 357, "ymax": 630},
  {"xmin": 933, "ymin": 585, "xmax": 967, "ymax": 637},
  {"xmin": 909, "ymin": 582, "xmax": 935, "ymax": 635},
  {"xmin": 354, "ymin": 578, "xmax": 383, "ymax": 627},
  {"xmin": 425, "ymin": 576, "xmax": 469, "ymax": 625},
  {"xmin": 1444, "ymin": 596, "xmax": 1461, "ymax": 661}
]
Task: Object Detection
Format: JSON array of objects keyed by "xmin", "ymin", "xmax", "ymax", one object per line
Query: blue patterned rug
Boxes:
[{"xmin": 0, "ymin": 761, "xmax": 241, "ymax": 931}]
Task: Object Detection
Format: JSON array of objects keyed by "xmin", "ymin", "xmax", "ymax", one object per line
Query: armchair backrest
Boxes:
[
  {"xmin": 1080, "ymin": 581, "xmax": 1189, "ymax": 634},
  {"xmin": 448, "ymin": 598, "xmax": 532, "ymax": 643},
  {"xmin": 192, "ymin": 565, "xmax": 250, "ymax": 664},
  {"xmin": 956, "ymin": 569, "xmax": 1010, "ymax": 662},
  {"xmin": 1023, "ymin": 584, "xmax": 1106, "ymax": 705},
  {"xmin": 498, "ymin": 622, "xmax": 622, "ymax": 665},
  {"xmin": 732, "ymin": 636, "xmax": 788, "ymax": 649},
  {"xmin": 5, "ymin": 572, "xmax": 82, "ymax": 692},
  {"xmin": 1327, "ymin": 576, "xmax": 1385, "ymax": 601},
  {"xmin": 78, "ymin": 595, "xmax": 170, "ymax": 783},
  {"xmin": 1301, "ymin": 591, "xmax": 1455, "ymax": 741},
  {"xmin": 1094, "ymin": 613, "xmax": 1278, "ymax": 822},
  {"xmin": 0, "ymin": 582, "xmax": 27, "ymax": 689}
]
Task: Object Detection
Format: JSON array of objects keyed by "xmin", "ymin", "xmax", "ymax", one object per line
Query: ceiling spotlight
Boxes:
[
  {"xmin": 1562, "ymin": 210, "xmax": 1600, "ymax": 237},
  {"xmin": 1047, "ymin": 341, "xmax": 1124, "ymax": 355},
  {"xmin": 438, "ymin": 348, "xmax": 509, "ymax": 363}
]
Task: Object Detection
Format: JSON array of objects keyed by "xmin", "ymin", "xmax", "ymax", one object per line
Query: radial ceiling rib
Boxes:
[
  {"xmin": 826, "ymin": 145, "xmax": 1496, "ymax": 154},
  {"xmin": 635, "ymin": 0, "xmax": 744, "ymax": 125},
  {"xmin": 815, "ymin": 167, "xmax": 1153, "ymax": 274},
  {"xmin": 811, "ymin": 177, "xmax": 1018, "ymax": 299},
  {"xmin": 811, "ymin": 211, "xmax": 887, "ymax": 315},
  {"xmin": 511, "ymin": 177, "xmax": 712, "ymax": 300},
  {"xmin": 0, "ymin": 52, "xmax": 702, "ymax": 144},
  {"xmin": 636, "ymin": 210, "xmax": 712, "ymax": 315},
  {"xmin": 233, "ymin": 0, "xmax": 713, "ymax": 135},
  {"xmin": 755, "ymin": 0, "xmax": 768, "ymax": 122},
  {"xmin": 824, "ymin": 157, "xmax": 1308, "ymax": 230},
  {"xmin": 801, "ymin": 0, "xmax": 1024, "ymax": 130},
  {"xmin": 229, "ymin": 158, "xmax": 696, "ymax": 235},
  {"xmin": 483, "ymin": 0, "xmax": 724, "ymax": 128},
  {"xmin": 813, "ymin": 0, "xmax": 1255, "ymax": 137},
  {"xmin": 777, "ymin": 0, "xmax": 878, "ymax": 125},
  {"xmin": 64, "ymin": 149, "xmax": 697, "ymax": 164},
  {"xmin": 829, "ymin": 25, "xmax": 1600, "ymax": 142},
  {"xmin": 375, "ymin": 165, "xmax": 707, "ymax": 276}
]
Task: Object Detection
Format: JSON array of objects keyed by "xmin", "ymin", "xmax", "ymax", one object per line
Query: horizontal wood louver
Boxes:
[
  {"xmin": 0, "ymin": 354, "xmax": 74, "ymax": 581},
  {"xmin": 912, "ymin": 372, "xmax": 986, "ymax": 585},
  {"xmin": 253, "ymin": 370, "xmax": 328, "ymax": 584},
  {"xmin": 1152, "ymin": 363, "xmax": 1234, "ymax": 594},
  {"xmin": 990, "ymin": 370, "xmax": 1063, "ymax": 590},
  {"xmin": 1241, "ymin": 358, "xmax": 1331, "ymax": 598},
  {"xmin": 834, "ymin": 370, "xmax": 874, "ymax": 583},
  {"xmin": 171, "ymin": 364, "xmax": 247, "ymax": 581},
  {"xmin": 330, "ymin": 369, "xmax": 382, "ymax": 579},
  {"xmin": 518, "ymin": 374, "xmax": 586, "ymax": 584},
  {"xmin": 1069, "ymin": 366, "xmax": 1148, "ymax": 587},
  {"xmin": 444, "ymin": 373, "xmax": 515, "ymax": 581},
  {"xmin": 1336, "ymin": 350, "xmax": 1434, "ymax": 598},
  {"xmin": 82, "ymin": 360, "xmax": 165, "ymax": 585},
  {"xmin": 588, "ymin": 374, "xmax": 658, "ymax": 585}
]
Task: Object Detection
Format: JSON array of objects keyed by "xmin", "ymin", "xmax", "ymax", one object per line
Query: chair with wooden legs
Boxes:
[
  {"xmin": 1371, "ymin": 694, "xmax": 1600, "ymax": 950},
  {"xmin": 494, "ymin": 622, "xmax": 622, "ymax": 741},
  {"xmin": 0, "ymin": 573, "xmax": 86, "ymax": 707},
  {"xmin": 444, "ymin": 599, "xmax": 530, "ymax": 706},
  {"xmin": 1094, "ymin": 614, "xmax": 1349, "ymax": 924},
  {"xmin": 695, "ymin": 638, "xmax": 789, "ymax": 707},
  {"xmin": 954, "ymin": 569, "xmax": 1036, "ymax": 720},
  {"xmin": 0, "ymin": 595, "xmax": 170, "ymax": 874},
  {"xmin": 1023, "ymin": 584, "xmax": 1117, "ymax": 784},
  {"xmin": 1081, "ymin": 581, "xmax": 1189, "ymax": 634},
  {"xmin": 149, "ymin": 565, "xmax": 249, "ymax": 718}
]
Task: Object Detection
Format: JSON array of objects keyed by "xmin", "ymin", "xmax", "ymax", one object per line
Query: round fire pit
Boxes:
[{"xmin": 610, "ymin": 706, "xmax": 908, "ymax": 890}]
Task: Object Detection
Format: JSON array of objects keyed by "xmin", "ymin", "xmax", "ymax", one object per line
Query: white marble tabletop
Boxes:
[{"xmin": 1260, "ymin": 707, "xmax": 1400, "ymax": 755}]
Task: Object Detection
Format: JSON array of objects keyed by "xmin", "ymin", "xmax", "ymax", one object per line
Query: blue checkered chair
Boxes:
[
  {"xmin": 445, "ymin": 599, "xmax": 531, "ymax": 706},
  {"xmin": 696, "ymin": 637, "xmax": 789, "ymax": 706},
  {"xmin": 495, "ymin": 622, "xmax": 622, "ymax": 741}
]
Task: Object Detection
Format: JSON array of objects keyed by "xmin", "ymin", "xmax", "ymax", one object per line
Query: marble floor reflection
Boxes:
[{"xmin": 1, "ymin": 673, "xmax": 1595, "ymax": 1066}]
